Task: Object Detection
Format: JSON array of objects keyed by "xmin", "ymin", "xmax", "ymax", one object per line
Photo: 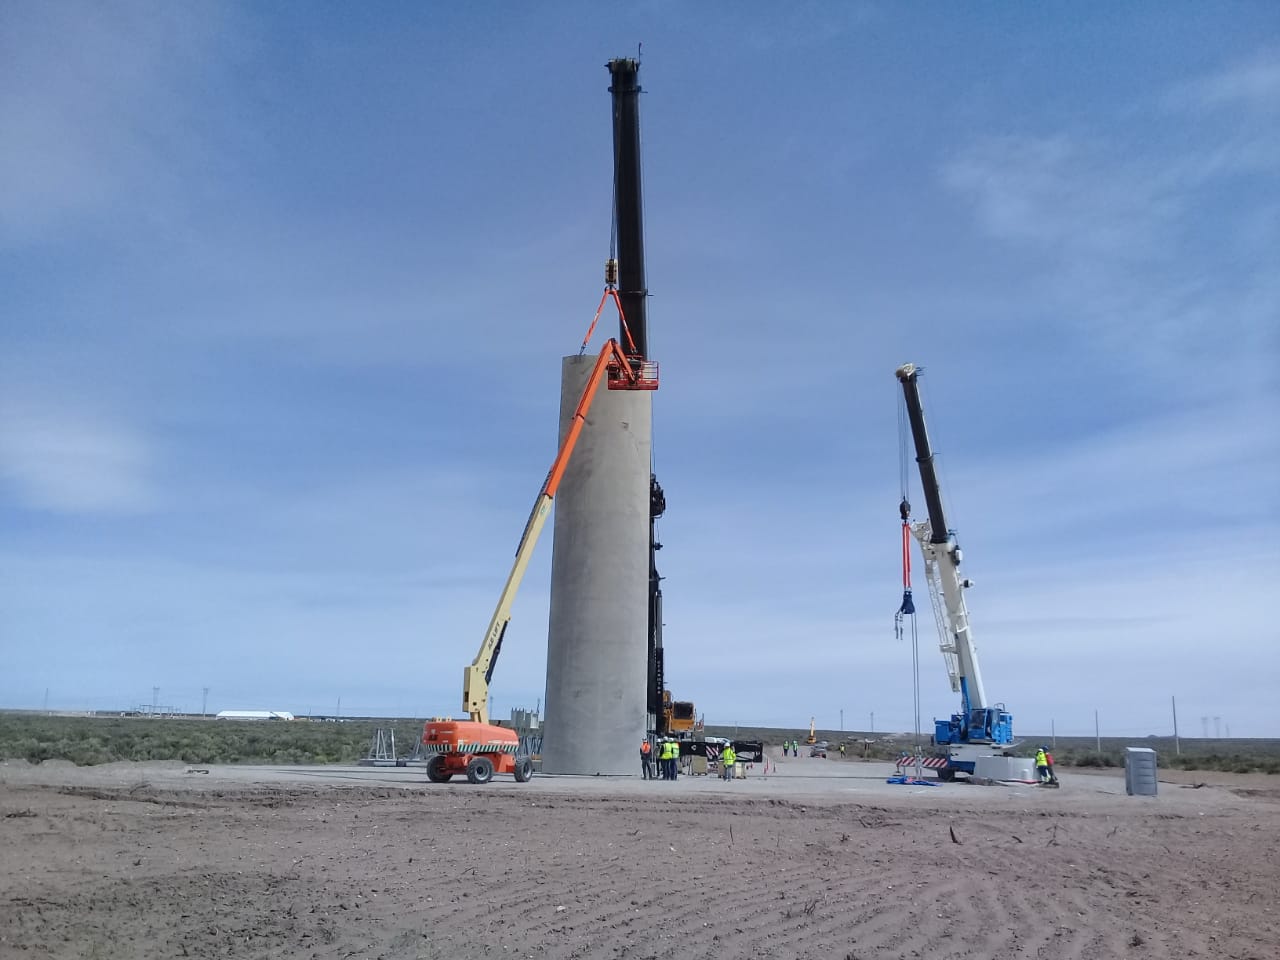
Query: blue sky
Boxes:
[{"xmin": 2, "ymin": 2, "xmax": 1277, "ymax": 737}]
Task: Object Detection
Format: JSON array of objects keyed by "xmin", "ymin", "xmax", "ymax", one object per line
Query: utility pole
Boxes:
[
  {"xmin": 1094, "ymin": 709, "xmax": 1101, "ymax": 753},
  {"xmin": 152, "ymin": 686, "xmax": 160, "ymax": 718},
  {"xmin": 870, "ymin": 711, "xmax": 875, "ymax": 734},
  {"xmin": 1214, "ymin": 716, "xmax": 1221, "ymax": 739},
  {"xmin": 1171, "ymin": 695, "xmax": 1180, "ymax": 755},
  {"xmin": 201, "ymin": 687, "xmax": 209, "ymax": 718},
  {"xmin": 840, "ymin": 709, "xmax": 844, "ymax": 732},
  {"xmin": 43, "ymin": 688, "xmax": 49, "ymax": 713},
  {"xmin": 1051, "ymin": 718, "xmax": 1056, "ymax": 749}
]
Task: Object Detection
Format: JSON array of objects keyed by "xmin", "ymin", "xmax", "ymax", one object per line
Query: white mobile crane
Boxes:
[{"xmin": 896, "ymin": 363, "xmax": 1014, "ymax": 779}]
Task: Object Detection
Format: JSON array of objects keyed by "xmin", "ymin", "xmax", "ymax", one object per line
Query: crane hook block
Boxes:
[
  {"xmin": 605, "ymin": 258, "xmax": 619, "ymax": 286},
  {"xmin": 899, "ymin": 498, "xmax": 911, "ymax": 521}
]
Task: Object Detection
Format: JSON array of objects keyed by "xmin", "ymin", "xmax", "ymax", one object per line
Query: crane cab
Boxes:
[{"xmin": 935, "ymin": 706, "xmax": 1014, "ymax": 747}]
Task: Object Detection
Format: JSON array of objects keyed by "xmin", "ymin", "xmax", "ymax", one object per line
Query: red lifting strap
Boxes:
[
  {"xmin": 578, "ymin": 287, "xmax": 638, "ymax": 356},
  {"xmin": 901, "ymin": 520, "xmax": 912, "ymax": 589}
]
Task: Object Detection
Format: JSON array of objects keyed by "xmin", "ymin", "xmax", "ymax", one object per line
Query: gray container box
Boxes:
[{"xmin": 1125, "ymin": 747, "xmax": 1158, "ymax": 796}]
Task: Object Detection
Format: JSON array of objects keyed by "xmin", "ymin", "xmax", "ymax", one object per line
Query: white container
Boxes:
[{"xmin": 974, "ymin": 755, "xmax": 1036, "ymax": 782}]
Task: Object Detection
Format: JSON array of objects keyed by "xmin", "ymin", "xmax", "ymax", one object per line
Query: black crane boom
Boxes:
[
  {"xmin": 896, "ymin": 364, "xmax": 950, "ymax": 545},
  {"xmin": 607, "ymin": 58, "xmax": 648, "ymax": 361}
]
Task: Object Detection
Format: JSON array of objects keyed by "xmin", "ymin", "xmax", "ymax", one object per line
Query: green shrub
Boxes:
[{"xmin": 0, "ymin": 714, "xmax": 430, "ymax": 767}]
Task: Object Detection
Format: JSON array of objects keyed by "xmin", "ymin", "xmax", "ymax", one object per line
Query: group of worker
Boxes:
[
  {"xmin": 1034, "ymin": 746, "xmax": 1059, "ymax": 784},
  {"xmin": 640, "ymin": 738, "xmax": 739, "ymax": 780},
  {"xmin": 641, "ymin": 737, "xmax": 683, "ymax": 780},
  {"xmin": 782, "ymin": 740, "xmax": 802, "ymax": 756}
]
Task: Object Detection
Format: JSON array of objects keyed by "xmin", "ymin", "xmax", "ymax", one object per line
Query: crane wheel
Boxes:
[
  {"xmin": 466, "ymin": 755, "xmax": 495, "ymax": 785},
  {"xmin": 513, "ymin": 756, "xmax": 534, "ymax": 783},
  {"xmin": 425, "ymin": 755, "xmax": 452, "ymax": 783}
]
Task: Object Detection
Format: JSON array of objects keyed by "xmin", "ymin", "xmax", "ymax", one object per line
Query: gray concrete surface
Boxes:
[
  {"xmin": 7, "ymin": 755, "xmax": 1249, "ymax": 818},
  {"xmin": 540, "ymin": 354, "xmax": 651, "ymax": 775}
]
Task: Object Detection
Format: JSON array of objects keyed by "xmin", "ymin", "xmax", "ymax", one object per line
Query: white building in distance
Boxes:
[{"xmin": 214, "ymin": 710, "xmax": 295, "ymax": 721}]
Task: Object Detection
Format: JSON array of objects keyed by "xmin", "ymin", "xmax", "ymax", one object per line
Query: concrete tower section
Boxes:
[
  {"xmin": 541, "ymin": 57, "xmax": 655, "ymax": 776},
  {"xmin": 540, "ymin": 364, "xmax": 652, "ymax": 774}
]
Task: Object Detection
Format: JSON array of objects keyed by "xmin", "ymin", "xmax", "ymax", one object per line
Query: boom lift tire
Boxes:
[
  {"xmin": 466, "ymin": 756, "xmax": 495, "ymax": 785},
  {"xmin": 513, "ymin": 756, "xmax": 534, "ymax": 782},
  {"xmin": 425, "ymin": 755, "xmax": 452, "ymax": 783}
]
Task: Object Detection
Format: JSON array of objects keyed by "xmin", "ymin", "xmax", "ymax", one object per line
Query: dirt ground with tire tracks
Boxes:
[{"xmin": 1, "ymin": 754, "xmax": 1277, "ymax": 960}]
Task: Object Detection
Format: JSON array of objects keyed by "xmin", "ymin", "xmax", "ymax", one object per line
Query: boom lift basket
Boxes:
[{"xmin": 609, "ymin": 359, "xmax": 659, "ymax": 390}]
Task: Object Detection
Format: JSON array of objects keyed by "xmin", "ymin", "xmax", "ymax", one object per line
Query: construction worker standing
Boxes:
[
  {"xmin": 1034, "ymin": 746, "xmax": 1049, "ymax": 783},
  {"xmin": 722, "ymin": 742, "xmax": 737, "ymax": 781},
  {"xmin": 641, "ymin": 738, "xmax": 653, "ymax": 779},
  {"xmin": 663, "ymin": 738, "xmax": 676, "ymax": 780}
]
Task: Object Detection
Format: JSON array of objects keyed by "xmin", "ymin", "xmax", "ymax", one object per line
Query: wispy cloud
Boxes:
[
  {"xmin": 0, "ymin": 401, "xmax": 156, "ymax": 514},
  {"xmin": 943, "ymin": 135, "xmax": 1178, "ymax": 260},
  {"xmin": 941, "ymin": 52, "xmax": 1280, "ymax": 395},
  {"xmin": 0, "ymin": 1, "xmax": 238, "ymax": 245},
  {"xmin": 1165, "ymin": 51, "xmax": 1280, "ymax": 113}
]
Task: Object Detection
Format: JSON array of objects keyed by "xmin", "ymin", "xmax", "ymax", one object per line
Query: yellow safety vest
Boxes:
[
  {"xmin": 1035, "ymin": 750, "xmax": 1047, "ymax": 766},
  {"xmin": 723, "ymin": 749, "xmax": 736, "ymax": 765}
]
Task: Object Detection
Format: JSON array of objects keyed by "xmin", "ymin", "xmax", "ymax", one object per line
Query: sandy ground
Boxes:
[{"xmin": 1, "ymin": 753, "xmax": 1277, "ymax": 960}]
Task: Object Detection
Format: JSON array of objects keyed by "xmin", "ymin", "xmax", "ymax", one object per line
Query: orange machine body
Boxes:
[{"xmin": 421, "ymin": 720, "xmax": 528, "ymax": 784}]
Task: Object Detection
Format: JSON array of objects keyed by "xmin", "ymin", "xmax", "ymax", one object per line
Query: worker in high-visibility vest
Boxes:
[
  {"xmin": 641, "ymin": 738, "xmax": 653, "ymax": 779},
  {"xmin": 722, "ymin": 743, "xmax": 737, "ymax": 780},
  {"xmin": 1034, "ymin": 747, "xmax": 1049, "ymax": 782},
  {"xmin": 661, "ymin": 738, "xmax": 675, "ymax": 780}
]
